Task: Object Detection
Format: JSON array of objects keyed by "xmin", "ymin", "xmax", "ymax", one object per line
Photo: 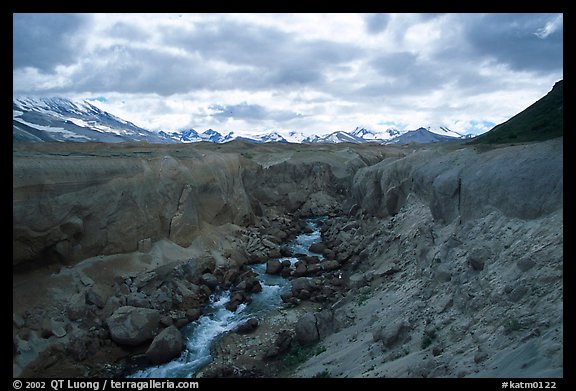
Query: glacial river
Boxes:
[{"xmin": 131, "ymin": 217, "xmax": 325, "ymax": 378}]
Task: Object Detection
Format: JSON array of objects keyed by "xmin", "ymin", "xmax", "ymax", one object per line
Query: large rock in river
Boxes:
[{"xmin": 145, "ymin": 326, "xmax": 184, "ymax": 364}]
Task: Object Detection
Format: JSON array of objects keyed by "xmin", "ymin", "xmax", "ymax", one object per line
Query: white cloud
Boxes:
[
  {"xmin": 535, "ymin": 14, "xmax": 563, "ymax": 39},
  {"xmin": 13, "ymin": 13, "xmax": 563, "ymax": 136}
]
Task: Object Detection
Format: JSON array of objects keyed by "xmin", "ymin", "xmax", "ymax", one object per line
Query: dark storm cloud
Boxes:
[
  {"xmin": 70, "ymin": 45, "xmax": 220, "ymax": 95},
  {"xmin": 13, "ymin": 13, "xmax": 88, "ymax": 72},
  {"xmin": 12, "ymin": 13, "xmax": 563, "ymax": 134},
  {"xmin": 162, "ymin": 20, "xmax": 286, "ymax": 65},
  {"xmin": 360, "ymin": 47, "xmax": 507, "ymax": 102},
  {"xmin": 364, "ymin": 13, "xmax": 390, "ymax": 34},
  {"xmin": 362, "ymin": 13, "xmax": 563, "ymax": 99},
  {"xmin": 161, "ymin": 20, "xmax": 361, "ymax": 87},
  {"xmin": 459, "ymin": 13, "xmax": 563, "ymax": 73},
  {"xmin": 105, "ymin": 21, "xmax": 151, "ymax": 41},
  {"xmin": 209, "ymin": 102, "xmax": 302, "ymax": 122},
  {"xmin": 366, "ymin": 52, "xmax": 450, "ymax": 95}
]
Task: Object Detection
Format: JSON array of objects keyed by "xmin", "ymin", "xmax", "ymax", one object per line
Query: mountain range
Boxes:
[
  {"xmin": 13, "ymin": 97, "xmax": 170, "ymax": 143},
  {"xmin": 13, "ymin": 96, "xmax": 469, "ymax": 145}
]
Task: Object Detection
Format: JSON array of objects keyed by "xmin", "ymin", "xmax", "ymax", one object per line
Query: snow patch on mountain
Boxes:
[
  {"xmin": 13, "ymin": 97, "xmax": 469, "ymax": 145},
  {"xmin": 13, "ymin": 97, "xmax": 171, "ymax": 143}
]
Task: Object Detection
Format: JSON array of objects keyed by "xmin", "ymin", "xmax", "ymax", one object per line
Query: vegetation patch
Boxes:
[
  {"xmin": 356, "ymin": 291, "xmax": 371, "ymax": 306},
  {"xmin": 312, "ymin": 369, "xmax": 331, "ymax": 378},
  {"xmin": 421, "ymin": 329, "xmax": 437, "ymax": 349},
  {"xmin": 282, "ymin": 343, "xmax": 327, "ymax": 370},
  {"xmin": 503, "ymin": 318, "xmax": 524, "ymax": 334}
]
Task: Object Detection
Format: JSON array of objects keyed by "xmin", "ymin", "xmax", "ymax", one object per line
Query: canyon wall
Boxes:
[
  {"xmin": 351, "ymin": 139, "xmax": 562, "ymax": 222},
  {"xmin": 13, "ymin": 142, "xmax": 395, "ymax": 271}
]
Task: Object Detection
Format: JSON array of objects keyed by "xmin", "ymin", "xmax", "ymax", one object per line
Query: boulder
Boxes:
[
  {"xmin": 245, "ymin": 277, "xmax": 262, "ymax": 293},
  {"xmin": 106, "ymin": 306, "xmax": 161, "ymax": 346},
  {"xmin": 373, "ymin": 319, "xmax": 410, "ymax": 348},
  {"xmin": 322, "ymin": 260, "xmax": 340, "ymax": 272},
  {"xmin": 149, "ymin": 285, "xmax": 173, "ymax": 311},
  {"xmin": 264, "ymin": 330, "xmax": 293, "ymax": 359},
  {"xmin": 280, "ymin": 290, "xmax": 293, "ymax": 303},
  {"xmin": 296, "ymin": 289, "xmax": 311, "ymax": 300},
  {"xmin": 200, "ymin": 273, "xmax": 219, "ymax": 290},
  {"xmin": 126, "ymin": 292, "xmax": 151, "ymax": 308},
  {"xmin": 306, "ymin": 264, "xmax": 322, "ymax": 276},
  {"xmin": 175, "ymin": 282, "xmax": 204, "ymax": 309},
  {"xmin": 291, "ymin": 277, "xmax": 317, "ymax": 293},
  {"xmin": 314, "ymin": 309, "xmax": 334, "ymax": 339},
  {"xmin": 308, "ymin": 243, "xmax": 326, "ymax": 254},
  {"xmin": 102, "ymin": 296, "xmax": 124, "ymax": 318},
  {"xmin": 186, "ymin": 308, "xmax": 202, "ymax": 322},
  {"xmin": 293, "ymin": 262, "xmax": 308, "ymax": 277},
  {"xmin": 295, "ymin": 313, "xmax": 319, "ymax": 346},
  {"xmin": 236, "ymin": 318, "xmax": 259, "ymax": 334},
  {"xmin": 145, "ymin": 326, "xmax": 184, "ymax": 364},
  {"xmin": 41, "ymin": 319, "xmax": 67, "ymax": 338},
  {"xmin": 222, "ymin": 269, "xmax": 240, "ymax": 288},
  {"xmin": 67, "ymin": 293, "xmax": 90, "ymax": 321},
  {"xmin": 225, "ymin": 291, "xmax": 249, "ymax": 312},
  {"xmin": 266, "ymin": 260, "xmax": 283, "ymax": 275},
  {"xmin": 302, "ymin": 255, "xmax": 320, "ymax": 264}
]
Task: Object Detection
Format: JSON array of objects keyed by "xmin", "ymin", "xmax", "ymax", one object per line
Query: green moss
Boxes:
[
  {"xmin": 282, "ymin": 343, "xmax": 327, "ymax": 370},
  {"xmin": 503, "ymin": 319, "xmax": 523, "ymax": 334},
  {"xmin": 356, "ymin": 291, "xmax": 371, "ymax": 306}
]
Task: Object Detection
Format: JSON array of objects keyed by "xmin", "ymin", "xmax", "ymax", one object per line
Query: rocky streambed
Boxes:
[{"xmin": 129, "ymin": 217, "xmax": 338, "ymax": 378}]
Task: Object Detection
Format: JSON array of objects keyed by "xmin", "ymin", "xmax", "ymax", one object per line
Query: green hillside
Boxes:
[{"xmin": 469, "ymin": 80, "xmax": 563, "ymax": 144}]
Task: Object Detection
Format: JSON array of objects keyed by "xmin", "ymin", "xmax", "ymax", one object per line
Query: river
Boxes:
[{"xmin": 130, "ymin": 217, "xmax": 326, "ymax": 378}]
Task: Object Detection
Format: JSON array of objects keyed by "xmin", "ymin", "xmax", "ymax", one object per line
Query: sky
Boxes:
[{"xmin": 13, "ymin": 13, "xmax": 563, "ymax": 137}]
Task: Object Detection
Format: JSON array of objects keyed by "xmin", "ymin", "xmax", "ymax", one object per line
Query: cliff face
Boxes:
[
  {"xmin": 12, "ymin": 138, "xmax": 563, "ymax": 378},
  {"xmin": 13, "ymin": 147, "xmax": 253, "ymax": 269},
  {"xmin": 351, "ymin": 139, "xmax": 563, "ymax": 223},
  {"xmin": 13, "ymin": 142, "xmax": 395, "ymax": 271}
]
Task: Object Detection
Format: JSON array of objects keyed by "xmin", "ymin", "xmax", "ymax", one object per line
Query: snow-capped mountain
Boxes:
[
  {"xmin": 251, "ymin": 131, "xmax": 288, "ymax": 143},
  {"xmin": 157, "ymin": 126, "xmax": 466, "ymax": 145},
  {"xmin": 159, "ymin": 128, "xmax": 239, "ymax": 143},
  {"xmin": 351, "ymin": 127, "xmax": 401, "ymax": 141},
  {"xmin": 424, "ymin": 126, "xmax": 467, "ymax": 139},
  {"xmin": 386, "ymin": 127, "xmax": 461, "ymax": 144},
  {"xmin": 13, "ymin": 97, "xmax": 171, "ymax": 143},
  {"xmin": 315, "ymin": 131, "xmax": 365, "ymax": 144},
  {"xmin": 158, "ymin": 129, "xmax": 201, "ymax": 142},
  {"xmin": 13, "ymin": 97, "xmax": 468, "ymax": 145}
]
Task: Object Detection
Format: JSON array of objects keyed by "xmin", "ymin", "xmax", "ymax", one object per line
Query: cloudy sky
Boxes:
[{"xmin": 13, "ymin": 13, "xmax": 563, "ymax": 136}]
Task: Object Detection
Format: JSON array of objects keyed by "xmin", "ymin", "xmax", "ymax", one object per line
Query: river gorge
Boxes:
[{"xmin": 13, "ymin": 139, "xmax": 563, "ymax": 378}]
